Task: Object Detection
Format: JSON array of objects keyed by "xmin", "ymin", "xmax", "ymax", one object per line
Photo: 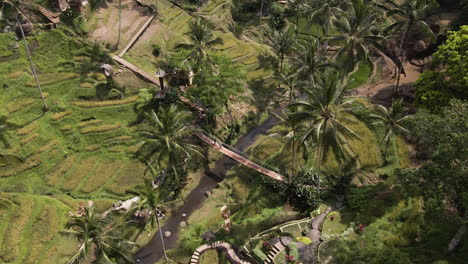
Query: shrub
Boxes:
[
  {"xmin": 414, "ymin": 71, "xmax": 451, "ymax": 113},
  {"xmin": 296, "ymin": 236, "xmax": 312, "ymax": 245},
  {"xmin": 347, "ymin": 185, "xmax": 384, "ymax": 213},
  {"xmin": 287, "ymin": 242, "xmax": 300, "ymax": 260},
  {"xmin": 80, "ymin": 122, "xmax": 122, "ymax": 134},
  {"xmin": 152, "ymin": 44, "xmax": 161, "ymax": 57}
]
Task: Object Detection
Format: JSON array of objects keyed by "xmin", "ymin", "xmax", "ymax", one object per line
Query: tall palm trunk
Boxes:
[
  {"xmin": 259, "ymin": 0, "xmax": 264, "ymax": 36},
  {"xmin": 383, "ymin": 136, "xmax": 390, "ymax": 163},
  {"xmin": 224, "ymin": 101, "xmax": 235, "ymax": 141},
  {"xmin": 291, "ymin": 130, "xmax": 296, "ymax": 177},
  {"xmin": 156, "ymin": 214, "xmax": 168, "ymax": 261},
  {"xmin": 17, "ymin": 16, "xmax": 48, "ymax": 112},
  {"xmin": 296, "ymin": 4, "xmax": 300, "ymax": 39},
  {"xmin": 393, "ymin": 25, "xmax": 410, "ymax": 97}
]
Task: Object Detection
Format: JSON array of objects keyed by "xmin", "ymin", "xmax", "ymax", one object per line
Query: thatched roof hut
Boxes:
[{"xmin": 99, "ymin": 64, "xmax": 114, "ymax": 78}]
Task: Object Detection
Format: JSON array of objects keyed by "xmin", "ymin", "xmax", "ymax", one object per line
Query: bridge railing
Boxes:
[{"xmin": 199, "ymin": 131, "xmax": 282, "ymax": 174}]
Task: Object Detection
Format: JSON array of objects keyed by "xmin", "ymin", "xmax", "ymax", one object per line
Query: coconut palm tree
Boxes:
[
  {"xmin": 267, "ymin": 112, "xmax": 304, "ymax": 178},
  {"xmin": 288, "ymin": 0, "xmax": 306, "ymax": 38},
  {"xmin": 370, "ymin": 99, "xmax": 409, "ymax": 162},
  {"xmin": 291, "ymin": 38, "xmax": 335, "ymax": 82},
  {"xmin": 329, "ymin": 0, "xmax": 384, "ymax": 74},
  {"xmin": 64, "ymin": 204, "xmax": 135, "ymax": 264},
  {"xmin": 127, "ymin": 179, "xmax": 175, "ymax": 261},
  {"xmin": 138, "ymin": 105, "xmax": 203, "ymax": 183},
  {"xmin": 176, "ymin": 17, "xmax": 222, "ymax": 71},
  {"xmin": 268, "ymin": 26, "xmax": 296, "ymax": 74},
  {"xmin": 288, "ymin": 70, "xmax": 361, "ymax": 173},
  {"xmin": 382, "ymin": 0, "xmax": 435, "ymax": 95},
  {"xmin": 303, "ymin": 0, "xmax": 345, "ymax": 44}
]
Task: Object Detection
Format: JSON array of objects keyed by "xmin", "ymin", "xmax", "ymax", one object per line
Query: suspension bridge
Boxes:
[{"xmin": 112, "ymin": 56, "xmax": 285, "ymax": 182}]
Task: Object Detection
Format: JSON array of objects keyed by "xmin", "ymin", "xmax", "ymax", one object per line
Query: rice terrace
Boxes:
[{"xmin": 0, "ymin": 0, "xmax": 467, "ymax": 264}]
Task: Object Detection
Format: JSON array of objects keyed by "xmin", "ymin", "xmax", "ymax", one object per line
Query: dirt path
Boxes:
[
  {"xmin": 351, "ymin": 10, "xmax": 461, "ymax": 106},
  {"xmin": 88, "ymin": 0, "xmax": 154, "ymax": 50},
  {"xmin": 351, "ymin": 61, "xmax": 425, "ymax": 106}
]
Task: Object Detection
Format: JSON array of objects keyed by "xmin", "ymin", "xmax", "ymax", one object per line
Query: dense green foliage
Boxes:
[
  {"xmin": 415, "ymin": 26, "xmax": 468, "ymax": 112},
  {"xmin": 399, "ymin": 100, "xmax": 467, "ymax": 219}
]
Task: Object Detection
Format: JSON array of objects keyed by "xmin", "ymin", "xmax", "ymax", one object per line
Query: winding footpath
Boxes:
[{"xmin": 190, "ymin": 241, "xmax": 251, "ymax": 264}]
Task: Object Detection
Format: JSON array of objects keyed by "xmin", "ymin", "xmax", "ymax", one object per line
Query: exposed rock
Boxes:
[
  {"xmin": 182, "ymin": 213, "xmax": 187, "ymax": 218},
  {"xmin": 279, "ymin": 236, "xmax": 294, "ymax": 246},
  {"xmin": 204, "ymin": 191, "xmax": 211, "ymax": 197},
  {"xmin": 164, "ymin": 231, "xmax": 171, "ymax": 238},
  {"xmin": 202, "ymin": 230, "xmax": 216, "ymax": 241},
  {"xmin": 3, "ymin": 26, "xmax": 12, "ymax": 33},
  {"xmin": 179, "ymin": 221, "xmax": 187, "ymax": 227}
]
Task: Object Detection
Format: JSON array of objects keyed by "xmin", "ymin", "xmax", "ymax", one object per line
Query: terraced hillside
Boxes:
[
  {"xmin": 0, "ymin": 28, "xmax": 153, "ymax": 263},
  {"xmin": 88, "ymin": 0, "xmax": 274, "ymax": 79}
]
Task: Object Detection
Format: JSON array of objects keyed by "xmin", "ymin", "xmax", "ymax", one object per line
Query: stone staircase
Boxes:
[
  {"xmin": 189, "ymin": 241, "xmax": 251, "ymax": 264},
  {"xmin": 263, "ymin": 242, "xmax": 285, "ymax": 264}
]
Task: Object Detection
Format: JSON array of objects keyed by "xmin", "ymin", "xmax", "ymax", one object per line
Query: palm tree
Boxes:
[
  {"xmin": 291, "ymin": 38, "xmax": 334, "ymax": 82},
  {"xmin": 382, "ymin": 0, "xmax": 435, "ymax": 95},
  {"xmin": 127, "ymin": 179, "xmax": 174, "ymax": 261},
  {"xmin": 288, "ymin": 0, "xmax": 306, "ymax": 38},
  {"xmin": 289, "ymin": 70, "xmax": 361, "ymax": 174},
  {"xmin": 138, "ymin": 105, "xmax": 203, "ymax": 183},
  {"xmin": 268, "ymin": 26, "xmax": 296, "ymax": 73},
  {"xmin": 370, "ymin": 99, "xmax": 409, "ymax": 162},
  {"xmin": 176, "ymin": 17, "xmax": 222, "ymax": 71},
  {"xmin": 275, "ymin": 65, "xmax": 299, "ymax": 104},
  {"xmin": 267, "ymin": 112, "xmax": 303, "ymax": 178},
  {"xmin": 64, "ymin": 204, "xmax": 135, "ymax": 264},
  {"xmin": 303, "ymin": 0, "xmax": 345, "ymax": 45},
  {"xmin": 329, "ymin": 0, "xmax": 384, "ymax": 74}
]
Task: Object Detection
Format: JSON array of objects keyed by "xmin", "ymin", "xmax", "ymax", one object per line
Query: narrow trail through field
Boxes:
[{"xmin": 351, "ymin": 61, "xmax": 424, "ymax": 106}]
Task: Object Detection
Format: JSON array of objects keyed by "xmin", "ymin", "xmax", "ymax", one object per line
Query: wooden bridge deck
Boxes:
[
  {"xmin": 196, "ymin": 133, "xmax": 285, "ymax": 182},
  {"xmin": 112, "ymin": 59, "xmax": 285, "ymax": 182}
]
